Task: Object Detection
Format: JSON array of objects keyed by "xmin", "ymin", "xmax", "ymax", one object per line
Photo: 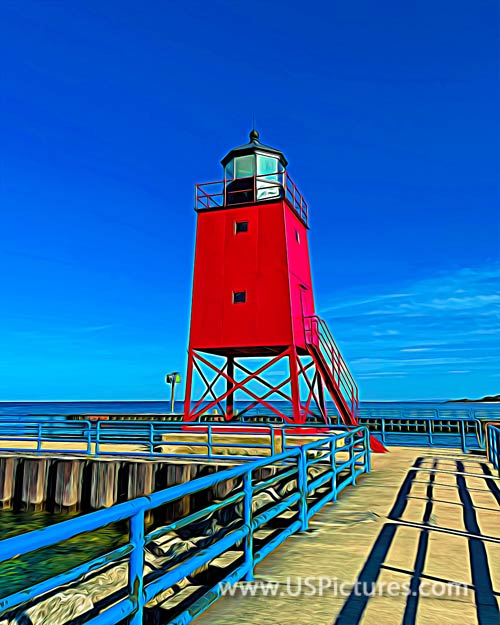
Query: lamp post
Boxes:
[{"xmin": 165, "ymin": 372, "xmax": 181, "ymax": 414}]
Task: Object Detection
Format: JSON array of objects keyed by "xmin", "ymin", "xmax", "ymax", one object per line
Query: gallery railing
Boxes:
[{"xmin": 195, "ymin": 171, "xmax": 308, "ymax": 225}]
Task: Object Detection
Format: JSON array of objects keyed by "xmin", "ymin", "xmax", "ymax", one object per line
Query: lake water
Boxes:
[{"xmin": 0, "ymin": 399, "xmax": 498, "ymax": 419}]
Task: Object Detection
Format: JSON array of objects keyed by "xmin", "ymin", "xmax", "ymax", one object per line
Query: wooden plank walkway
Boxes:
[{"xmin": 194, "ymin": 447, "xmax": 500, "ymax": 625}]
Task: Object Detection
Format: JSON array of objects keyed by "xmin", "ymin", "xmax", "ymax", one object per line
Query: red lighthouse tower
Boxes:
[{"xmin": 184, "ymin": 130, "xmax": 359, "ymax": 426}]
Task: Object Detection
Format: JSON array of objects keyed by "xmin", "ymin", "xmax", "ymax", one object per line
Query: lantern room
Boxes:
[
  {"xmin": 221, "ymin": 129, "xmax": 287, "ymax": 205},
  {"xmin": 195, "ymin": 130, "xmax": 309, "ymax": 225}
]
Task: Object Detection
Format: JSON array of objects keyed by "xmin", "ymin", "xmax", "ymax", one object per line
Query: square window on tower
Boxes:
[
  {"xmin": 235, "ymin": 221, "xmax": 248, "ymax": 234},
  {"xmin": 233, "ymin": 291, "xmax": 246, "ymax": 304}
]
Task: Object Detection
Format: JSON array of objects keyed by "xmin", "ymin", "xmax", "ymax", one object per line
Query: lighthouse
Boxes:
[{"xmin": 184, "ymin": 130, "xmax": 359, "ymax": 427}]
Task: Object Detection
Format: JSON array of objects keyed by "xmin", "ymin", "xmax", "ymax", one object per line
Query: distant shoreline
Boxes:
[{"xmin": 448, "ymin": 394, "xmax": 500, "ymax": 403}]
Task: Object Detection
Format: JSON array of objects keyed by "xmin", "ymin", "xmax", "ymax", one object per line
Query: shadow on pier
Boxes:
[{"xmin": 334, "ymin": 455, "xmax": 500, "ymax": 625}]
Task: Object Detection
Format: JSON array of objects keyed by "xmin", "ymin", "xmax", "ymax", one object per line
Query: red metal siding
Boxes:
[
  {"xmin": 189, "ymin": 201, "xmax": 295, "ymax": 351},
  {"xmin": 284, "ymin": 208, "xmax": 315, "ymax": 348}
]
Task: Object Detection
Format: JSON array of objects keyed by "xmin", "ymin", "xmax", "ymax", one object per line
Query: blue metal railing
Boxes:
[
  {"xmin": 0, "ymin": 428, "xmax": 369, "ymax": 625},
  {"xmin": 356, "ymin": 414, "xmax": 484, "ymax": 452},
  {"xmin": 94, "ymin": 420, "xmax": 280, "ymax": 459},
  {"xmin": 0, "ymin": 420, "xmax": 283, "ymax": 460},
  {"xmin": 0, "ymin": 414, "xmax": 489, "ymax": 459},
  {"xmin": 243, "ymin": 415, "xmax": 486, "ymax": 452},
  {"xmin": 0, "ymin": 420, "xmax": 93, "ymax": 453},
  {"xmin": 486, "ymin": 424, "xmax": 500, "ymax": 475}
]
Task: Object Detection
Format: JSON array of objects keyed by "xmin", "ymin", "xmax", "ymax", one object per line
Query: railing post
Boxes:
[
  {"xmin": 487, "ymin": 426, "xmax": 491, "ymax": 464},
  {"xmin": 490, "ymin": 428, "xmax": 494, "ymax": 469},
  {"xmin": 330, "ymin": 439, "xmax": 338, "ymax": 501},
  {"xmin": 493, "ymin": 430, "xmax": 500, "ymax": 476},
  {"xmin": 207, "ymin": 426, "xmax": 212, "ymax": 459},
  {"xmin": 494, "ymin": 430, "xmax": 498, "ymax": 472},
  {"xmin": 494, "ymin": 431, "xmax": 497, "ymax": 473},
  {"xmin": 493, "ymin": 429, "xmax": 496, "ymax": 468},
  {"xmin": 381, "ymin": 418, "xmax": 386, "ymax": 444},
  {"xmin": 428, "ymin": 419, "xmax": 433, "ymax": 446},
  {"xmin": 298, "ymin": 447, "xmax": 308, "ymax": 531},
  {"xmin": 86, "ymin": 422, "xmax": 92, "ymax": 455},
  {"xmin": 149, "ymin": 422, "xmax": 154, "ymax": 457},
  {"xmin": 459, "ymin": 420, "xmax": 467, "ymax": 453},
  {"xmin": 37, "ymin": 422, "xmax": 42, "ymax": 452},
  {"xmin": 477, "ymin": 419, "xmax": 485, "ymax": 449},
  {"xmin": 95, "ymin": 421, "xmax": 100, "ymax": 456},
  {"xmin": 350, "ymin": 434, "xmax": 356, "ymax": 484},
  {"xmin": 129, "ymin": 508, "xmax": 145, "ymax": 625},
  {"xmin": 243, "ymin": 472, "xmax": 254, "ymax": 581},
  {"xmin": 486, "ymin": 424, "xmax": 499, "ymax": 472},
  {"xmin": 489, "ymin": 426, "xmax": 499, "ymax": 474},
  {"xmin": 364, "ymin": 428, "xmax": 371, "ymax": 473}
]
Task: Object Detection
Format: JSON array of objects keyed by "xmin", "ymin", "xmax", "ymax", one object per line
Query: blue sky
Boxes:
[{"xmin": 0, "ymin": 0, "xmax": 499, "ymax": 401}]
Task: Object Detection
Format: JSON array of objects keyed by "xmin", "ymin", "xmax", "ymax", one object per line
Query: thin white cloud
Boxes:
[
  {"xmin": 358, "ymin": 371, "xmax": 407, "ymax": 378},
  {"xmin": 400, "ymin": 347, "xmax": 431, "ymax": 353},
  {"xmin": 77, "ymin": 324, "xmax": 116, "ymax": 333},
  {"xmin": 321, "ymin": 293, "xmax": 411, "ymax": 313},
  {"xmin": 372, "ymin": 329, "xmax": 400, "ymax": 337},
  {"xmin": 319, "ymin": 262, "xmax": 500, "ymax": 390},
  {"xmin": 469, "ymin": 328, "xmax": 500, "ymax": 336}
]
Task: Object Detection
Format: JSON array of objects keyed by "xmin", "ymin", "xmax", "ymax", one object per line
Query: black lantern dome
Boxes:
[
  {"xmin": 221, "ymin": 130, "xmax": 288, "ymax": 168},
  {"xmin": 222, "ymin": 130, "xmax": 287, "ymax": 205}
]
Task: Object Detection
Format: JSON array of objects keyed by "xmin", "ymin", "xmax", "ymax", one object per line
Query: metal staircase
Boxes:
[
  {"xmin": 304, "ymin": 315, "xmax": 358, "ymax": 424},
  {"xmin": 304, "ymin": 315, "xmax": 386, "ymax": 452}
]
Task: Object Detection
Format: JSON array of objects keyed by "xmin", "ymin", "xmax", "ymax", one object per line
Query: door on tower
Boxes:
[{"xmin": 298, "ymin": 283, "xmax": 314, "ymax": 346}]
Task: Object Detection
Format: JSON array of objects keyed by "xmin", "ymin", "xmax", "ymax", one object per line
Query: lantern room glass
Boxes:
[
  {"xmin": 235, "ymin": 155, "xmax": 255, "ymax": 178},
  {"xmin": 224, "ymin": 153, "xmax": 284, "ymax": 205},
  {"xmin": 225, "ymin": 159, "xmax": 234, "ymax": 181},
  {"xmin": 256, "ymin": 154, "xmax": 280, "ymax": 200}
]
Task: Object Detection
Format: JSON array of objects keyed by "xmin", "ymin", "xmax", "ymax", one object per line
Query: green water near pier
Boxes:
[{"xmin": 0, "ymin": 510, "xmax": 126, "ymax": 598}]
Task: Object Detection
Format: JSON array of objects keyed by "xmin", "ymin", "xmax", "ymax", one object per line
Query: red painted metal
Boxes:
[
  {"xmin": 187, "ymin": 199, "xmax": 312, "ymax": 353},
  {"xmin": 184, "ymin": 138, "xmax": 384, "ymax": 451}
]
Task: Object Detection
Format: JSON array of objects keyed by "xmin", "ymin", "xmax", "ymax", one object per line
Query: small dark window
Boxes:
[
  {"xmin": 235, "ymin": 221, "xmax": 248, "ymax": 233},
  {"xmin": 233, "ymin": 291, "xmax": 246, "ymax": 304},
  {"xmin": 295, "ymin": 230, "xmax": 300, "ymax": 243}
]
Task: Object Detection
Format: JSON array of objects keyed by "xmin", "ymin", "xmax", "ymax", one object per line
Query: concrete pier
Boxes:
[
  {"xmin": 0, "ymin": 454, "xmax": 229, "ymax": 513},
  {"xmin": 54, "ymin": 460, "xmax": 84, "ymax": 510},
  {"xmin": 193, "ymin": 447, "xmax": 500, "ymax": 625},
  {"xmin": 0, "ymin": 457, "xmax": 15, "ymax": 509},
  {"xmin": 21, "ymin": 459, "xmax": 49, "ymax": 511}
]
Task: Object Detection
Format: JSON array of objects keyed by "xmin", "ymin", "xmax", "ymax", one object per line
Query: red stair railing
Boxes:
[{"xmin": 304, "ymin": 315, "xmax": 359, "ymax": 422}]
